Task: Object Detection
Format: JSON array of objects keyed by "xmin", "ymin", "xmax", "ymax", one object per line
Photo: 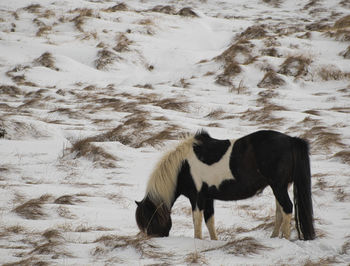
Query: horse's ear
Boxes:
[{"xmin": 135, "ymin": 200, "xmax": 141, "ymax": 206}]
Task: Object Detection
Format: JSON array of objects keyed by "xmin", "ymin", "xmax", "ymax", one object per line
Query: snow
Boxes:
[{"xmin": 1, "ymin": 0, "xmax": 350, "ymax": 265}]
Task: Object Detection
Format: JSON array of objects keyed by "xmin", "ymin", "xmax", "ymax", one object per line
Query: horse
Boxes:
[{"xmin": 135, "ymin": 130, "xmax": 315, "ymax": 241}]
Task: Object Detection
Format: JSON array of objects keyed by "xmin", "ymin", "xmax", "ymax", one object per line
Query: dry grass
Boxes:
[
  {"xmin": 333, "ymin": 150, "xmax": 350, "ymax": 165},
  {"xmin": 185, "ymin": 251, "xmax": 207, "ymax": 265},
  {"xmin": 205, "ymin": 108, "xmax": 226, "ymax": 119},
  {"xmin": 301, "ymin": 126, "xmax": 345, "ymax": 152},
  {"xmin": 318, "ymin": 65, "xmax": 349, "ymax": 81},
  {"xmin": 54, "ymin": 195, "xmax": 84, "ymax": 205},
  {"xmin": 262, "ymin": 0, "xmax": 283, "ymax": 8},
  {"xmin": 339, "ymin": 46, "xmax": 350, "ymax": 59},
  {"xmin": 0, "ymin": 85, "xmax": 22, "ymax": 97},
  {"xmin": 3, "ymin": 257, "xmax": 49, "ymax": 266},
  {"xmin": 151, "ymin": 5, "xmax": 176, "ymax": 15},
  {"xmin": 70, "ymin": 8, "xmax": 94, "ymax": 32},
  {"xmin": 303, "ymin": 256, "xmax": 340, "ymax": 266},
  {"xmin": 34, "ymin": 52, "xmax": 58, "ymax": 71},
  {"xmin": 114, "ymin": 34, "xmax": 133, "ymax": 53},
  {"xmin": 334, "ymin": 15, "xmax": 350, "ymax": 29},
  {"xmin": 278, "ymin": 56, "xmax": 312, "ymax": 78},
  {"xmin": 257, "ymin": 71, "xmax": 285, "ymax": 88},
  {"xmin": 95, "ymin": 49, "xmax": 120, "ymax": 70},
  {"xmin": 70, "ymin": 138, "xmax": 117, "ymax": 168},
  {"xmin": 177, "ymin": 7, "xmax": 198, "ymax": 17},
  {"xmin": 13, "ymin": 194, "xmax": 52, "ymax": 220},
  {"xmin": 103, "ymin": 3, "xmax": 128, "ymax": 12},
  {"xmin": 238, "ymin": 25, "xmax": 267, "ymax": 40},
  {"xmin": 203, "ymin": 236, "xmax": 270, "ymax": 256},
  {"xmin": 335, "ymin": 188, "xmax": 350, "ymax": 202},
  {"xmin": 93, "ymin": 234, "xmax": 174, "ymax": 261},
  {"xmin": 23, "ymin": 4, "xmax": 42, "ymax": 13}
]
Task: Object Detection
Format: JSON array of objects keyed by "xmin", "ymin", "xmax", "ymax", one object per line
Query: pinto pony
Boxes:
[{"xmin": 135, "ymin": 130, "xmax": 315, "ymax": 240}]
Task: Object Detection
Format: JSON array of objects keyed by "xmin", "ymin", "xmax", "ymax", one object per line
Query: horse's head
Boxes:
[{"xmin": 135, "ymin": 197, "xmax": 172, "ymax": 237}]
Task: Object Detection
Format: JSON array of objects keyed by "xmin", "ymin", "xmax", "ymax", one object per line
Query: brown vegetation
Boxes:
[
  {"xmin": 278, "ymin": 56, "xmax": 312, "ymax": 78},
  {"xmin": 238, "ymin": 25, "xmax": 267, "ymax": 40},
  {"xmin": 95, "ymin": 49, "xmax": 120, "ymax": 70},
  {"xmin": 151, "ymin": 5, "xmax": 176, "ymax": 15},
  {"xmin": 13, "ymin": 194, "xmax": 52, "ymax": 220},
  {"xmin": 257, "ymin": 71, "xmax": 285, "ymax": 88},
  {"xmin": 177, "ymin": 7, "xmax": 198, "ymax": 17},
  {"xmin": 93, "ymin": 234, "xmax": 174, "ymax": 261},
  {"xmin": 34, "ymin": 52, "xmax": 58, "ymax": 71},
  {"xmin": 333, "ymin": 150, "xmax": 350, "ymax": 165},
  {"xmin": 114, "ymin": 34, "xmax": 133, "ymax": 52},
  {"xmin": 103, "ymin": 3, "xmax": 128, "ymax": 12}
]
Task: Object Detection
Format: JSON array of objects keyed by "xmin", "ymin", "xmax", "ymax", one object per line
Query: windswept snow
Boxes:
[{"xmin": 0, "ymin": 0, "xmax": 350, "ymax": 265}]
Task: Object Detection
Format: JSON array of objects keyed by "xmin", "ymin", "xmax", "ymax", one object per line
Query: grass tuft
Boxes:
[
  {"xmin": 177, "ymin": 7, "xmax": 198, "ymax": 17},
  {"xmin": 257, "ymin": 71, "xmax": 285, "ymax": 88},
  {"xmin": 278, "ymin": 56, "xmax": 312, "ymax": 78},
  {"xmin": 13, "ymin": 194, "xmax": 52, "ymax": 220},
  {"xmin": 34, "ymin": 52, "xmax": 59, "ymax": 71}
]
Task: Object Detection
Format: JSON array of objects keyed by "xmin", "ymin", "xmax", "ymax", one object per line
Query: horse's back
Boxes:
[{"xmin": 231, "ymin": 130, "xmax": 295, "ymax": 185}]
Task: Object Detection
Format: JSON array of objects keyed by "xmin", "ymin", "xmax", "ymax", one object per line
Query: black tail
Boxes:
[{"xmin": 292, "ymin": 137, "xmax": 315, "ymax": 240}]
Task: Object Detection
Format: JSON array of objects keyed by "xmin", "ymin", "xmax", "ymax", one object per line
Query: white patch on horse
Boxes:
[{"xmin": 187, "ymin": 140, "xmax": 235, "ymax": 191}]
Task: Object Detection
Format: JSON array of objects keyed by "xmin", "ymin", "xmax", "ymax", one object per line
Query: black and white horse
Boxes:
[{"xmin": 135, "ymin": 130, "xmax": 315, "ymax": 241}]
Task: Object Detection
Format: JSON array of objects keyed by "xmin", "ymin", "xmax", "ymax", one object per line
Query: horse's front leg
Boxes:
[
  {"xmin": 192, "ymin": 207, "xmax": 203, "ymax": 239},
  {"xmin": 204, "ymin": 199, "xmax": 218, "ymax": 240}
]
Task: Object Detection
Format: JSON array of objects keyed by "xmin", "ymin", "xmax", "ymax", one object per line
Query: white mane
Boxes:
[{"xmin": 146, "ymin": 135, "xmax": 196, "ymax": 209}]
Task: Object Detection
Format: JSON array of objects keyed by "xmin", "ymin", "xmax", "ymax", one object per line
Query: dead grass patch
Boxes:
[
  {"xmin": 103, "ymin": 3, "xmax": 128, "ymax": 12},
  {"xmin": 335, "ymin": 188, "xmax": 350, "ymax": 202},
  {"xmin": 95, "ymin": 49, "xmax": 120, "ymax": 70},
  {"xmin": 303, "ymin": 256, "xmax": 340, "ymax": 266},
  {"xmin": 262, "ymin": 0, "xmax": 282, "ymax": 8},
  {"xmin": 203, "ymin": 236, "xmax": 270, "ymax": 256},
  {"xmin": 240, "ymin": 104, "xmax": 285, "ymax": 126},
  {"xmin": 185, "ymin": 251, "xmax": 207, "ymax": 265},
  {"xmin": 301, "ymin": 126, "xmax": 345, "ymax": 153},
  {"xmin": 54, "ymin": 195, "xmax": 84, "ymax": 205},
  {"xmin": 340, "ymin": 45, "xmax": 350, "ymax": 59},
  {"xmin": 57, "ymin": 206, "xmax": 76, "ymax": 219},
  {"xmin": 13, "ymin": 194, "xmax": 52, "ymax": 220},
  {"xmin": 114, "ymin": 34, "xmax": 132, "ymax": 53},
  {"xmin": 238, "ymin": 25, "xmax": 267, "ymax": 40},
  {"xmin": 70, "ymin": 8, "xmax": 94, "ymax": 32},
  {"xmin": 177, "ymin": 7, "xmax": 198, "ymax": 17},
  {"xmin": 334, "ymin": 15, "xmax": 350, "ymax": 29},
  {"xmin": 257, "ymin": 71, "xmax": 285, "ymax": 88},
  {"xmin": 205, "ymin": 108, "xmax": 226, "ymax": 120},
  {"xmin": 333, "ymin": 150, "xmax": 350, "ymax": 165},
  {"xmin": 0, "ymin": 85, "xmax": 22, "ymax": 97},
  {"xmin": 151, "ymin": 5, "xmax": 176, "ymax": 15},
  {"xmin": 153, "ymin": 97, "xmax": 189, "ymax": 112},
  {"xmin": 318, "ymin": 65, "xmax": 349, "ymax": 81},
  {"xmin": 261, "ymin": 47, "xmax": 279, "ymax": 57},
  {"xmin": 23, "ymin": 4, "xmax": 42, "ymax": 13},
  {"xmin": 34, "ymin": 52, "xmax": 58, "ymax": 71},
  {"xmin": 3, "ymin": 257, "xmax": 49, "ymax": 266},
  {"xmin": 70, "ymin": 138, "xmax": 117, "ymax": 168},
  {"xmin": 340, "ymin": 237, "xmax": 350, "ymax": 255},
  {"xmin": 93, "ymin": 234, "xmax": 174, "ymax": 261},
  {"xmin": 278, "ymin": 56, "xmax": 312, "ymax": 78},
  {"xmin": 29, "ymin": 241, "xmax": 72, "ymax": 258}
]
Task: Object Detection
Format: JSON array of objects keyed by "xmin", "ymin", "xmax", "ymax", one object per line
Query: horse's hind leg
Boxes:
[
  {"xmin": 271, "ymin": 199, "xmax": 283, "ymax": 238},
  {"xmin": 204, "ymin": 199, "xmax": 217, "ymax": 240},
  {"xmin": 271, "ymin": 186, "xmax": 293, "ymax": 239}
]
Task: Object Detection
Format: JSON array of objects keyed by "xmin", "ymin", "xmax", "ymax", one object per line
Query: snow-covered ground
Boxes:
[{"xmin": 1, "ymin": 0, "xmax": 350, "ymax": 265}]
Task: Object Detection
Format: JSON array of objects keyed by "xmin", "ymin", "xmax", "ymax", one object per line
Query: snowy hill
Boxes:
[{"xmin": 0, "ymin": 0, "xmax": 350, "ymax": 265}]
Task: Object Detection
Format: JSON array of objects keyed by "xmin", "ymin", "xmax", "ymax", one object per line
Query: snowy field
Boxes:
[{"xmin": 1, "ymin": 0, "xmax": 350, "ymax": 265}]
